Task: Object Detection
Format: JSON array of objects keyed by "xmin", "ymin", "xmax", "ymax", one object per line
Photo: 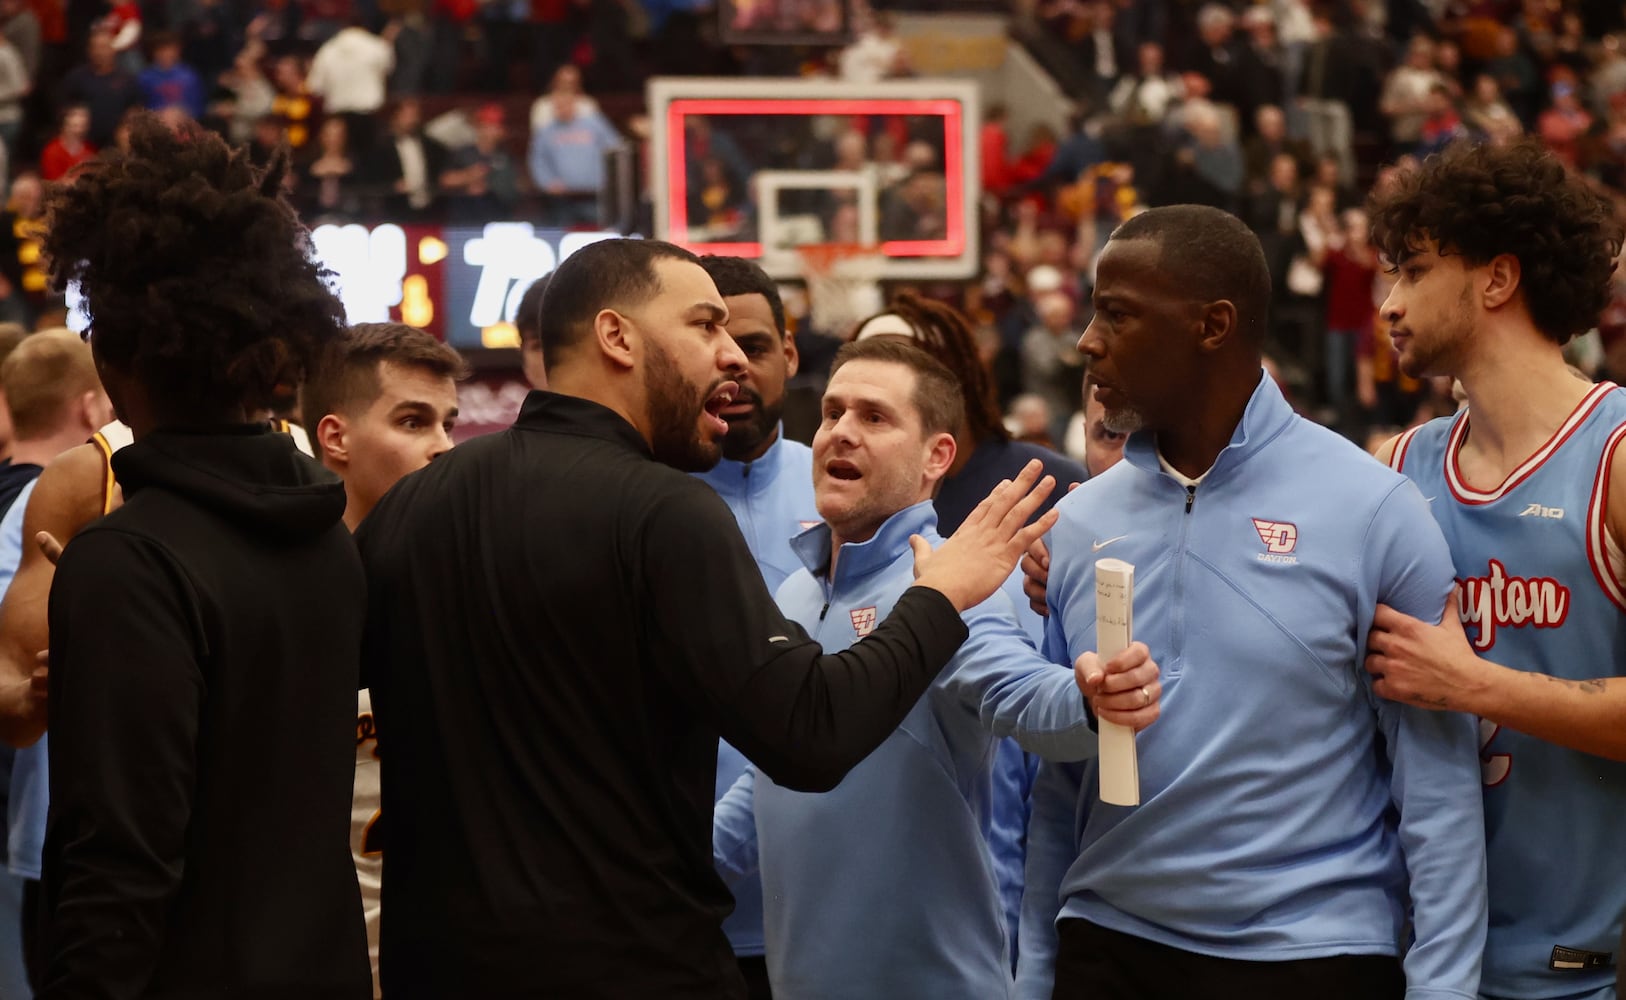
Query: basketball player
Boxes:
[
  {"xmin": 29, "ymin": 113, "xmax": 368, "ymax": 996},
  {"xmin": 1367, "ymin": 140, "xmax": 1626, "ymax": 1000},
  {"xmin": 303, "ymin": 321, "xmax": 466, "ymax": 998}
]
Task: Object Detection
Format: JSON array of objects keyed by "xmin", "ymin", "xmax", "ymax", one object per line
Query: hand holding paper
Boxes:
[{"xmin": 1090, "ymin": 558, "xmax": 1143, "ymax": 805}]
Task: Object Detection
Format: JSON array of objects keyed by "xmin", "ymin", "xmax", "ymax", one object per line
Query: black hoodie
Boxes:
[{"xmin": 41, "ymin": 425, "xmax": 370, "ymax": 1000}]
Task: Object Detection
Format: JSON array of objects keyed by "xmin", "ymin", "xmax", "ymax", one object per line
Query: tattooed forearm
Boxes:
[{"xmin": 1539, "ymin": 674, "xmax": 1610, "ymax": 695}]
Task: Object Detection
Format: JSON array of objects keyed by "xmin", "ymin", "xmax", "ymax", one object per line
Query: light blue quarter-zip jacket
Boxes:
[{"xmin": 713, "ymin": 500, "xmax": 1101, "ymax": 1000}]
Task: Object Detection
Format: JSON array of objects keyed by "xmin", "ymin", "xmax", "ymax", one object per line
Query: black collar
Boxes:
[{"xmin": 514, "ymin": 390, "xmax": 652, "ymax": 458}]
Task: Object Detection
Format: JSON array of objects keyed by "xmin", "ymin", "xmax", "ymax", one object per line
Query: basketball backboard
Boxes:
[{"xmin": 647, "ymin": 76, "xmax": 981, "ymax": 281}]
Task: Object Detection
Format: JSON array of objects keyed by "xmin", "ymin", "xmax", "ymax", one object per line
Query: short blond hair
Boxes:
[{"xmin": 0, "ymin": 329, "xmax": 102, "ymax": 440}]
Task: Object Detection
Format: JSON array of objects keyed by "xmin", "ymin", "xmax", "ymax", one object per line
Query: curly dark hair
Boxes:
[
  {"xmin": 1368, "ymin": 139, "xmax": 1624, "ymax": 346},
  {"xmin": 853, "ymin": 292, "xmax": 1008, "ymax": 444},
  {"xmin": 41, "ymin": 112, "xmax": 346, "ymax": 419}
]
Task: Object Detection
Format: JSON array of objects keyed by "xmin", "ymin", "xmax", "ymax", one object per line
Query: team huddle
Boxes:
[{"xmin": 0, "ymin": 110, "xmax": 1616, "ymax": 1000}]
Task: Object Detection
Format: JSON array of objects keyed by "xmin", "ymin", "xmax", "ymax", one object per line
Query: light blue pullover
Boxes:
[
  {"xmin": 713, "ymin": 500, "xmax": 1100, "ymax": 999},
  {"xmin": 1037, "ymin": 372, "xmax": 1487, "ymax": 999},
  {"xmin": 694, "ymin": 431, "xmax": 818, "ymax": 960}
]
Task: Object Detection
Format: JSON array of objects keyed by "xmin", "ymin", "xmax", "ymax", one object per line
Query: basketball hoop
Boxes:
[{"xmin": 795, "ymin": 243, "xmax": 887, "ymax": 340}]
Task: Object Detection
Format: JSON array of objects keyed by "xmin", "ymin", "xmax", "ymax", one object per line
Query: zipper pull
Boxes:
[
  {"xmin": 1185, "ymin": 485, "xmax": 1196, "ymax": 514},
  {"xmin": 819, "ymin": 600, "xmax": 830, "ymax": 621}
]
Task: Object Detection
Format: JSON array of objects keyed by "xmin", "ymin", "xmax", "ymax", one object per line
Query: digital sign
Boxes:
[
  {"xmin": 67, "ymin": 223, "xmax": 628, "ymax": 350},
  {"xmin": 310, "ymin": 223, "xmax": 627, "ymax": 349}
]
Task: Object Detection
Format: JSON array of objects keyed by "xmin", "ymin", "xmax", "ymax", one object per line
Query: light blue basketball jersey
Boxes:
[{"xmin": 1391, "ymin": 381, "xmax": 1626, "ymax": 999}]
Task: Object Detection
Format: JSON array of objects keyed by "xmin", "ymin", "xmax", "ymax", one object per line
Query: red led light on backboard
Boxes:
[{"xmin": 664, "ymin": 97, "xmax": 966, "ymax": 260}]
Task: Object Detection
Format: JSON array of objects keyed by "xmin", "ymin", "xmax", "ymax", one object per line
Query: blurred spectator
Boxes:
[
  {"xmin": 1166, "ymin": 97, "xmax": 1241, "ymax": 209},
  {"xmin": 38, "ymin": 102, "xmax": 92, "ymax": 178},
  {"xmin": 58, "ymin": 31, "xmax": 140, "ymax": 147},
  {"xmin": 0, "ymin": 28, "xmax": 23, "ymax": 155},
  {"xmin": 1414, "ymin": 83, "xmax": 1465, "ymax": 156},
  {"xmin": 97, "ymin": 0, "xmax": 141, "ymax": 72},
  {"xmin": 1309, "ymin": 152, "xmax": 1356, "ymax": 210},
  {"xmin": 1538, "ymin": 79, "xmax": 1591, "ymax": 168},
  {"xmin": 1108, "ymin": 40, "xmax": 1182, "ymax": 125},
  {"xmin": 213, "ymin": 39, "xmax": 273, "ymax": 146},
  {"xmin": 529, "ymin": 63, "xmax": 599, "ymax": 132},
  {"xmin": 1005, "ymin": 393, "xmax": 1056, "ymax": 450},
  {"xmin": 441, "ymin": 102, "xmax": 519, "ymax": 222},
  {"xmin": 307, "ymin": 18, "xmax": 395, "ymax": 149},
  {"xmin": 526, "ymin": 88, "xmax": 622, "ymax": 226},
  {"xmin": 1019, "ymin": 289, "xmax": 1085, "ymax": 445},
  {"xmin": 366, "ymin": 95, "xmax": 444, "ymax": 217},
  {"xmin": 1006, "ymin": 123, "xmax": 1058, "ymax": 190},
  {"xmin": 1073, "ymin": 1, "xmax": 1131, "ymax": 106},
  {"xmin": 1379, "ymin": 34, "xmax": 1442, "ymax": 154},
  {"xmin": 1463, "ymin": 72, "xmax": 1523, "ymax": 142},
  {"xmin": 879, "ymin": 169, "xmax": 946, "ymax": 241},
  {"xmin": 1242, "ymin": 149, "xmax": 1300, "ymax": 244},
  {"xmin": 686, "ymin": 155, "xmax": 745, "ymax": 238},
  {"xmin": 838, "ymin": 11, "xmax": 904, "ymax": 84},
  {"xmin": 1274, "ymin": 181, "xmax": 1337, "ymax": 391},
  {"xmin": 1186, "ymin": 4, "xmax": 1257, "ymax": 122},
  {"xmin": 245, "ymin": 111, "xmax": 284, "ymax": 163},
  {"xmin": 1485, "ymin": 24, "xmax": 1540, "ymax": 125},
  {"xmin": 1433, "ymin": 38, "xmax": 1464, "ymax": 101},
  {"xmin": 386, "ymin": 10, "xmax": 431, "ymax": 96},
  {"xmin": 1236, "ymin": 5, "xmax": 1286, "ymax": 125},
  {"xmin": 1242, "ymin": 103, "xmax": 1309, "ymax": 193},
  {"xmin": 981, "ymin": 103, "xmax": 1011, "ymax": 196},
  {"xmin": 1314, "ymin": 206, "xmax": 1379, "ymax": 435},
  {"xmin": 1295, "ymin": 9, "xmax": 1360, "ymax": 182},
  {"xmin": 268, "ymin": 53, "xmax": 315, "ymax": 149},
  {"xmin": 0, "ymin": 171, "xmax": 42, "ymax": 314},
  {"xmin": 136, "ymin": 30, "xmax": 202, "ymax": 118},
  {"xmin": 299, "ymin": 114, "xmax": 361, "ymax": 218},
  {"xmin": 0, "ymin": 0, "xmax": 37, "ymax": 83}
]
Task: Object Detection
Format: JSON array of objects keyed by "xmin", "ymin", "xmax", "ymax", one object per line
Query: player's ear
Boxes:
[
  {"xmin": 1481, "ymin": 253, "xmax": 1521, "ymax": 310},
  {"xmin": 315, "ymin": 413, "xmax": 349, "ymax": 469}
]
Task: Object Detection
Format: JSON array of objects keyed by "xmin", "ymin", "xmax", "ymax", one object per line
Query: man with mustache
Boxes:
[
  {"xmin": 355, "ymin": 237, "xmax": 1060, "ymax": 998},
  {"xmin": 1036, "ymin": 204, "xmax": 1486, "ymax": 998},
  {"xmin": 693, "ymin": 254, "xmax": 815, "ymax": 1000},
  {"xmin": 1366, "ymin": 139, "xmax": 1626, "ymax": 1000}
]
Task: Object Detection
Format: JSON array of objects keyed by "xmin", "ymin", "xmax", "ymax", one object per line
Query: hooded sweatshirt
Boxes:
[{"xmin": 42, "ymin": 425, "xmax": 370, "ymax": 1000}]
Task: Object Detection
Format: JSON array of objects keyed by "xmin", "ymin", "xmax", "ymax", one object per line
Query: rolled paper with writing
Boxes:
[{"xmin": 1094, "ymin": 558, "xmax": 1140, "ymax": 806}]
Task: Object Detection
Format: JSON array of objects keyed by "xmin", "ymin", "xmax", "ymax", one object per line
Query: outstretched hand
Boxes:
[
  {"xmin": 1075, "ymin": 641, "xmax": 1161, "ymax": 731},
  {"xmin": 910, "ymin": 459, "xmax": 1058, "ymax": 612}
]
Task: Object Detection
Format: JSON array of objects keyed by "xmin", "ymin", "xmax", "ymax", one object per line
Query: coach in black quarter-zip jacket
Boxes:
[{"xmin": 357, "ymin": 237, "xmax": 1059, "ymax": 1000}]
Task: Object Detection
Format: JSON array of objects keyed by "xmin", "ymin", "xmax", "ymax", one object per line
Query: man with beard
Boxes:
[
  {"xmin": 355, "ymin": 238, "xmax": 1062, "ymax": 999},
  {"xmin": 1366, "ymin": 140, "xmax": 1626, "ymax": 1000},
  {"xmin": 693, "ymin": 255, "xmax": 815, "ymax": 1000},
  {"xmin": 1034, "ymin": 205, "xmax": 1486, "ymax": 999}
]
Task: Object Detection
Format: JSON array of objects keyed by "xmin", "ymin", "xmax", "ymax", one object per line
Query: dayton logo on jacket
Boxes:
[
  {"xmin": 1251, "ymin": 518, "xmax": 1298, "ymax": 564},
  {"xmin": 850, "ymin": 607, "xmax": 877, "ymax": 638}
]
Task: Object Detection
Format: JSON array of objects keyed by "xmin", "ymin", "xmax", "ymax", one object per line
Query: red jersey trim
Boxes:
[
  {"xmin": 1389, "ymin": 425, "xmax": 1423, "ymax": 472},
  {"xmin": 1585, "ymin": 420, "xmax": 1626, "ymax": 614},
  {"xmin": 1446, "ymin": 382, "xmax": 1620, "ymax": 505}
]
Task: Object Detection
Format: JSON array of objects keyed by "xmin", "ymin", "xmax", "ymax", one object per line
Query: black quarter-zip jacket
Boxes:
[{"xmin": 357, "ymin": 391, "xmax": 970, "ymax": 999}]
